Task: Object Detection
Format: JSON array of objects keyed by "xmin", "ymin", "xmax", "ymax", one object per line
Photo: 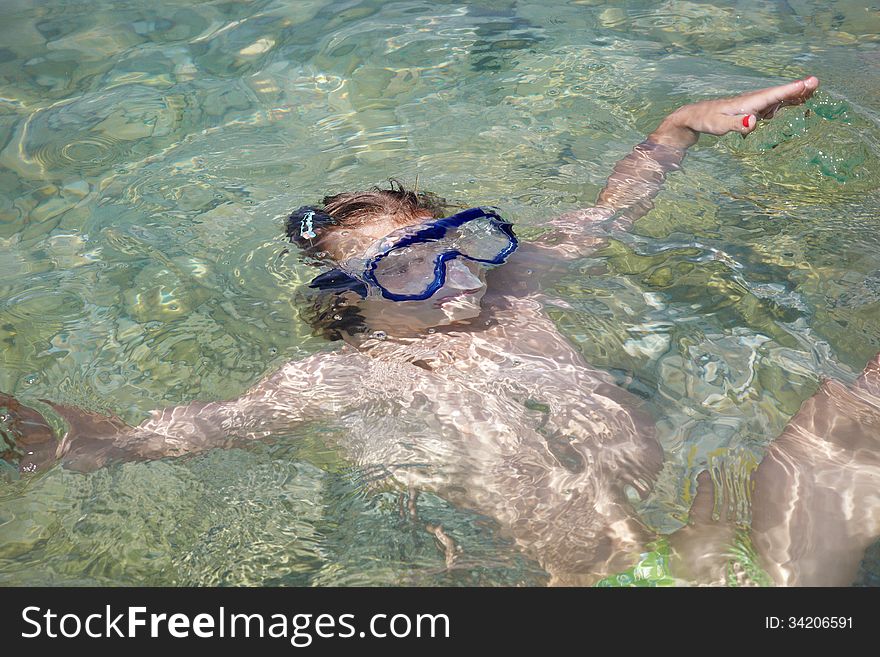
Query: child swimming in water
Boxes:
[{"xmin": 4, "ymin": 75, "xmax": 879, "ymax": 586}]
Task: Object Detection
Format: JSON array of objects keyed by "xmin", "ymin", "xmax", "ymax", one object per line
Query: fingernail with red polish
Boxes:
[{"xmin": 742, "ymin": 115, "xmax": 752, "ymax": 128}]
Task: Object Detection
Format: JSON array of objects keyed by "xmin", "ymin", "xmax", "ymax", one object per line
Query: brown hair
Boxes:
[{"xmin": 321, "ymin": 179, "xmax": 449, "ymax": 228}]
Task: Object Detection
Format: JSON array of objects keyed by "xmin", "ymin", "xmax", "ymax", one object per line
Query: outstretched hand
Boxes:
[
  {"xmin": 1, "ymin": 393, "xmax": 58, "ymax": 474},
  {"xmin": 651, "ymin": 76, "xmax": 820, "ymax": 149}
]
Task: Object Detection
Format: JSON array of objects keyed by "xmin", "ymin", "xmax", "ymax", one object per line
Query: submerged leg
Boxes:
[
  {"xmin": 668, "ymin": 354, "xmax": 880, "ymax": 586},
  {"xmin": 750, "ymin": 354, "xmax": 880, "ymax": 586}
]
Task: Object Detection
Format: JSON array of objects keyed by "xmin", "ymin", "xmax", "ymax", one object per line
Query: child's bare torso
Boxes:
[{"xmin": 245, "ymin": 247, "xmax": 663, "ymax": 579}]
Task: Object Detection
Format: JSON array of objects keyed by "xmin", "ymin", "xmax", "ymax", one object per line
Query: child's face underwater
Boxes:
[{"xmin": 319, "ymin": 214, "xmax": 492, "ymax": 334}]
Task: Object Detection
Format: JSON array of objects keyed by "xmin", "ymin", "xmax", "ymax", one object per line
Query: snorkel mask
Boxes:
[{"xmin": 292, "ymin": 207, "xmax": 518, "ymax": 302}]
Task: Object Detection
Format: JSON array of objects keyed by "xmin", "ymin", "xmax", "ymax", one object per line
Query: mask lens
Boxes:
[
  {"xmin": 447, "ymin": 217, "xmax": 512, "ymax": 261},
  {"xmin": 443, "ymin": 259, "xmax": 483, "ymax": 290},
  {"xmin": 371, "ymin": 242, "xmax": 440, "ymax": 295}
]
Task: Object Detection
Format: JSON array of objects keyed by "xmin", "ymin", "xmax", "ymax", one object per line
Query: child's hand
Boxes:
[
  {"xmin": 1, "ymin": 393, "xmax": 58, "ymax": 474},
  {"xmin": 651, "ymin": 76, "xmax": 820, "ymax": 149}
]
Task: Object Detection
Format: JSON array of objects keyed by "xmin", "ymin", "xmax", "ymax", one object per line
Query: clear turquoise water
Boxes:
[{"xmin": 1, "ymin": 0, "xmax": 879, "ymax": 585}]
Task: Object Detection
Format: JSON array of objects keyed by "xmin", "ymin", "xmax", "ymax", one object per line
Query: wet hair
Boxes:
[
  {"xmin": 286, "ymin": 179, "xmax": 449, "ymax": 253},
  {"xmin": 287, "ymin": 180, "xmax": 451, "ymax": 341},
  {"xmin": 322, "ymin": 179, "xmax": 448, "ymax": 226}
]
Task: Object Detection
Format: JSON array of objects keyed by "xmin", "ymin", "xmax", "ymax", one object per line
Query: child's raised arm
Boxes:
[{"xmin": 539, "ymin": 76, "xmax": 819, "ymax": 255}]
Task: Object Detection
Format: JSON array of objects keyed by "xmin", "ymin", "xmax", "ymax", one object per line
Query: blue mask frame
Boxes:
[{"xmin": 308, "ymin": 207, "xmax": 518, "ymax": 301}]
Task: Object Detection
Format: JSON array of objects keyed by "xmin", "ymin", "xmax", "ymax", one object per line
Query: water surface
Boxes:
[{"xmin": 1, "ymin": 0, "xmax": 880, "ymax": 585}]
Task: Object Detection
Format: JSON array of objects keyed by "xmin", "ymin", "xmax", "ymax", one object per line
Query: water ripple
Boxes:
[{"xmin": 2, "ymin": 0, "xmax": 880, "ymax": 586}]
